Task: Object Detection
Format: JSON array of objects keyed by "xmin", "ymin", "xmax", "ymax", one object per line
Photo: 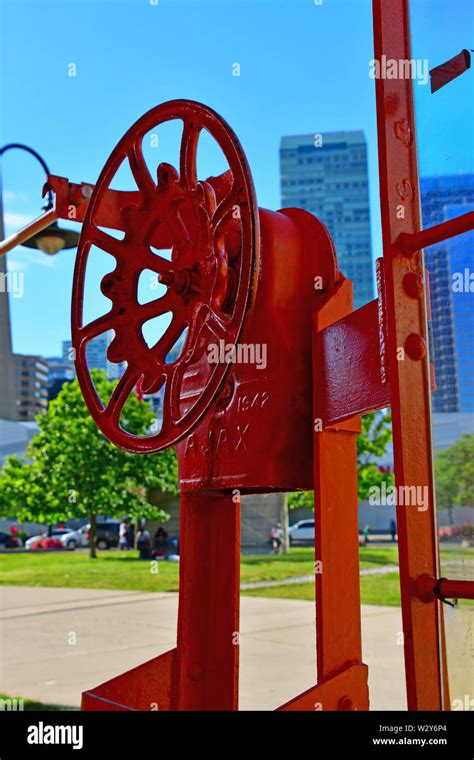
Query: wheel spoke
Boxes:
[
  {"xmin": 102, "ymin": 366, "xmax": 141, "ymax": 425},
  {"xmin": 212, "ymin": 181, "xmax": 243, "ymax": 232},
  {"xmin": 142, "ymin": 248, "xmax": 175, "ymax": 274},
  {"xmin": 127, "ymin": 138, "xmax": 156, "ymax": 196},
  {"xmin": 179, "ymin": 118, "xmax": 201, "ymax": 188},
  {"xmin": 150, "ymin": 312, "xmax": 187, "ymax": 362},
  {"xmin": 137, "ymin": 290, "xmax": 176, "ymax": 325},
  {"xmin": 78, "ymin": 312, "xmax": 116, "ymax": 345},
  {"xmin": 89, "ymin": 226, "xmax": 125, "ymax": 258}
]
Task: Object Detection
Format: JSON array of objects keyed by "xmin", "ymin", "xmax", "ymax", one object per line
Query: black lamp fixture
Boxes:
[{"xmin": 0, "ymin": 143, "xmax": 80, "ymax": 255}]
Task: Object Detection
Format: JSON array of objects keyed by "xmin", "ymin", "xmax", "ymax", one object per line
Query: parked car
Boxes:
[
  {"xmin": 79, "ymin": 521, "xmax": 120, "ymax": 550},
  {"xmin": 0, "ymin": 531, "xmax": 23, "ymax": 549},
  {"xmin": 25, "ymin": 528, "xmax": 84, "ymax": 551},
  {"xmin": 28, "ymin": 536, "xmax": 63, "ymax": 550},
  {"xmin": 288, "ymin": 519, "xmax": 315, "ymax": 545}
]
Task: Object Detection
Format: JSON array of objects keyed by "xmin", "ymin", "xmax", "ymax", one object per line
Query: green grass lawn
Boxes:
[
  {"xmin": 0, "ymin": 694, "xmax": 75, "ymax": 711},
  {"xmin": 0, "ymin": 545, "xmax": 471, "ymax": 605},
  {"xmin": 242, "ymin": 573, "xmax": 402, "ymax": 606},
  {"xmin": 0, "ymin": 546, "xmax": 398, "ymax": 592},
  {"xmin": 0, "ymin": 550, "xmax": 181, "ymax": 593}
]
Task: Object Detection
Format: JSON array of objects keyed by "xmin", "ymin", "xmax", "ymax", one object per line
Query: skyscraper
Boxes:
[
  {"xmin": 13, "ymin": 353, "xmax": 49, "ymax": 420},
  {"xmin": 420, "ymin": 174, "xmax": 474, "ymax": 413},
  {"xmin": 62, "ymin": 340, "xmax": 73, "ymax": 363},
  {"xmin": 82, "ymin": 330, "xmax": 125, "ymax": 379},
  {"xmin": 280, "ymin": 131, "xmax": 374, "ymax": 309}
]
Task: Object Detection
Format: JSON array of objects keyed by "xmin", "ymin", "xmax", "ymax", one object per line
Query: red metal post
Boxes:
[
  {"xmin": 176, "ymin": 491, "xmax": 240, "ymax": 710},
  {"xmin": 373, "ymin": 0, "xmax": 446, "ymax": 709},
  {"xmin": 313, "ymin": 278, "xmax": 368, "ymax": 704}
]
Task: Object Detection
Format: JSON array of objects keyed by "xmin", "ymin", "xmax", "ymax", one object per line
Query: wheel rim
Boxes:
[{"xmin": 72, "ymin": 100, "xmax": 259, "ymax": 453}]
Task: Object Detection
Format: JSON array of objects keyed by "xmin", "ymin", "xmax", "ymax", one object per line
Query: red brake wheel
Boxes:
[{"xmin": 72, "ymin": 99, "xmax": 260, "ymax": 453}]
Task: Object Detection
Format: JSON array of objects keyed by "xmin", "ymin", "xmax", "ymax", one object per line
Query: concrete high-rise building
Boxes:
[
  {"xmin": 280, "ymin": 130, "xmax": 374, "ymax": 309},
  {"xmin": 420, "ymin": 174, "xmax": 474, "ymax": 413},
  {"xmin": 13, "ymin": 354, "xmax": 49, "ymax": 420}
]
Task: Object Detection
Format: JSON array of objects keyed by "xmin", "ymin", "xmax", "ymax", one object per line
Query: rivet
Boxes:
[
  {"xmin": 403, "ymin": 272, "xmax": 424, "ymax": 298},
  {"xmin": 405, "ymin": 333, "xmax": 427, "ymax": 360},
  {"xmin": 394, "ymin": 119, "xmax": 413, "ymax": 146},
  {"xmin": 396, "ymin": 179, "xmax": 414, "ymax": 201},
  {"xmin": 338, "ymin": 696, "xmax": 357, "ymax": 711}
]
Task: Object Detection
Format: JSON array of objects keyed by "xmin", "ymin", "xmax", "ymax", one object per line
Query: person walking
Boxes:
[
  {"xmin": 137, "ymin": 523, "xmax": 152, "ymax": 560},
  {"xmin": 119, "ymin": 519, "xmax": 128, "ymax": 550},
  {"xmin": 270, "ymin": 522, "xmax": 284, "ymax": 554},
  {"xmin": 390, "ymin": 518, "xmax": 397, "ymax": 542}
]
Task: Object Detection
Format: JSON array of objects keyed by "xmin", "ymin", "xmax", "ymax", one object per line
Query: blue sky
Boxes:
[{"xmin": 1, "ymin": 0, "xmax": 473, "ymax": 357}]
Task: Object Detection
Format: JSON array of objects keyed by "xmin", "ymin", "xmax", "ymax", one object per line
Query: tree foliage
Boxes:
[
  {"xmin": 288, "ymin": 411, "xmax": 394, "ymax": 510},
  {"xmin": 435, "ymin": 433, "xmax": 474, "ymax": 512},
  {"xmin": 0, "ymin": 372, "xmax": 178, "ymax": 554}
]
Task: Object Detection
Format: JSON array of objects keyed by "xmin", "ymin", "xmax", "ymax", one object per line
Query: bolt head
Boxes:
[{"xmin": 158, "ymin": 270, "xmax": 175, "ymax": 286}]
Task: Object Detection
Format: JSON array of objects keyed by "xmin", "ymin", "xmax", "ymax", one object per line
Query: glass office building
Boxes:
[{"xmin": 420, "ymin": 175, "xmax": 474, "ymax": 412}]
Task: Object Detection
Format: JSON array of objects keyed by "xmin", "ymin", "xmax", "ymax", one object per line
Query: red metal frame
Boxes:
[{"xmin": 5, "ymin": 0, "xmax": 474, "ymax": 713}]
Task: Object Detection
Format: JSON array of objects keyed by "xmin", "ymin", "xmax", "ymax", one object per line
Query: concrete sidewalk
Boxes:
[{"xmin": 0, "ymin": 586, "xmax": 407, "ymax": 710}]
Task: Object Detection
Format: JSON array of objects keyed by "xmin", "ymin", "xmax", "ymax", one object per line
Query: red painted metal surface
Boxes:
[
  {"xmin": 317, "ymin": 298, "xmax": 390, "ymax": 426},
  {"xmin": 33, "ymin": 0, "xmax": 459, "ymax": 712},
  {"xmin": 278, "ymin": 664, "xmax": 369, "ymax": 711},
  {"xmin": 399, "ymin": 211, "xmax": 474, "ymax": 253},
  {"xmin": 175, "ymin": 207, "xmax": 338, "ymax": 493},
  {"xmin": 0, "ymin": 0, "xmax": 466, "ymax": 713},
  {"xmin": 81, "ymin": 649, "xmax": 179, "ymax": 710},
  {"xmin": 176, "ymin": 492, "xmax": 240, "ymax": 710},
  {"xmin": 372, "ymin": 0, "xmax": 446, "ymax": 710},
  {"xmin": 71, "ymin": 100, "xmax": 260, "ymax": 453},
  {"xmin": 312, "ymin": 278, "xmax": 369, "ymax": 705},
  {"xmin": 437, "ymin": 579, "xmax": 474, "ymax": 601}
]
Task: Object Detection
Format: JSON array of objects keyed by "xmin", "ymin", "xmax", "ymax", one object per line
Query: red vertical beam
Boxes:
[
  {"xmin": 176, "ymin": 491, "xmax": 240, "ymax": 710},
  {"xmin": 313, "ymin": 279, "xmax": 368, "ymax": 708},
  {"xmin": 372, "ymin": 0, "xmax": 445, "ymax": 709}
]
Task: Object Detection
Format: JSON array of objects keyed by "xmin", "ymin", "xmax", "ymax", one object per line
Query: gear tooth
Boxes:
[{"xmin": 107, "ymin": 335, "xmax": 125, "ymax": 363}]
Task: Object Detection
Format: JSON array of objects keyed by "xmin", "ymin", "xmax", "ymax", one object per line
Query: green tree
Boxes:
[
  {"xmin": 435, "ymin": 433, "xmax": 474, "ymax": 523},
  {"xmin": 288, "ymin": 411, "xmax": 394, "ymax": 510},
  {"xmin": 0, "ymin": 371, "xmax": 178, "ymax": 557}
]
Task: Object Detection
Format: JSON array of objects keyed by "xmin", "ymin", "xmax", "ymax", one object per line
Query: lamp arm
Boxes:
[{"xmin": 0, "ymin": 143, "xmax": 54, "ymax": 208}]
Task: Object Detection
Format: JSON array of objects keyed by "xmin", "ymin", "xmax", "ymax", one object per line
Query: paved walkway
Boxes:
[{"xmin": 0, "ymin": 585, "xmax": 409, "ymax": 710}]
